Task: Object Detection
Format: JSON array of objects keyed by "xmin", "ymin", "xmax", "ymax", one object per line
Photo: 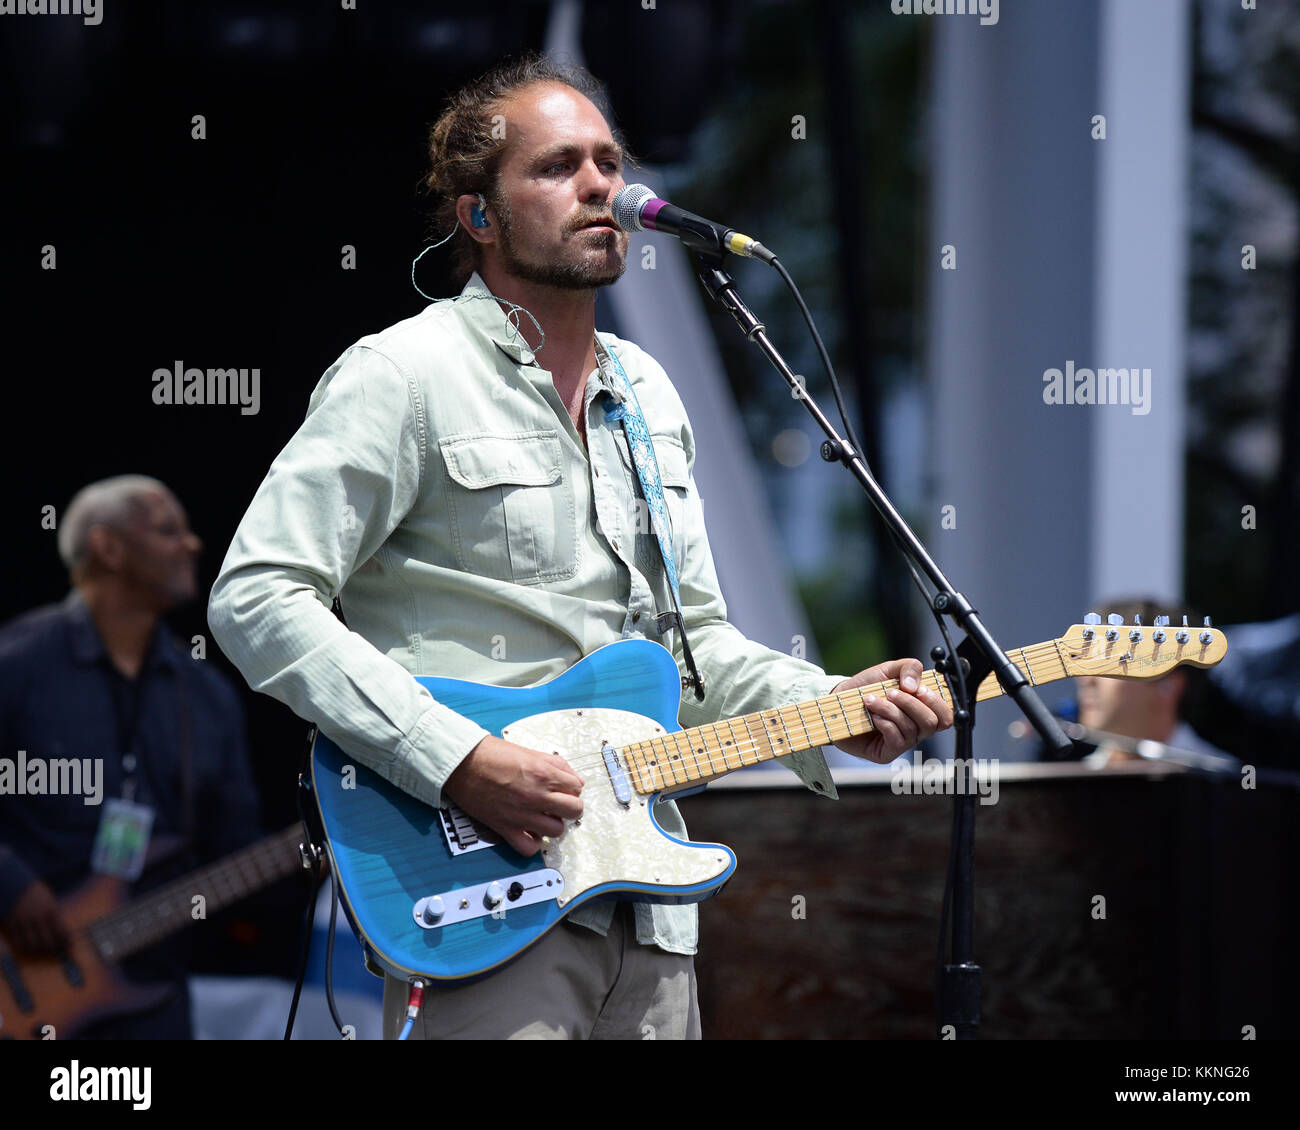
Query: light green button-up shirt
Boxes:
[{"xmin": 208, "ymin": 273, "xmax": 844, "ymax": 955}]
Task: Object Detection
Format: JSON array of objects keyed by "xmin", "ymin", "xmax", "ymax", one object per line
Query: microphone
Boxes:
[{"xmin": 612, "ymin": 184, "xmax": 776, "ymax": 264}]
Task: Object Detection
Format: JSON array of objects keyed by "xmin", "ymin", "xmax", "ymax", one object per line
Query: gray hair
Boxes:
[{"xmin": 58, "ymin": 474, "xmax": 171, "ymax": 574}]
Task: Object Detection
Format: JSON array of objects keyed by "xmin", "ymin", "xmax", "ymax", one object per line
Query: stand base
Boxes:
[{"xmin": 939, "ymin": 962, "xmax": 982, "ymax": 1040}]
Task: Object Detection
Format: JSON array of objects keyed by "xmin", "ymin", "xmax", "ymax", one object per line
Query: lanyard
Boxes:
[{"xmin": 106, "ymin": 660, "xmax": 195, "ymax": 843}]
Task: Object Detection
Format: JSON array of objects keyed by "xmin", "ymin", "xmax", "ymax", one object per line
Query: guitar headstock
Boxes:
[{"xmin": 1057, "ymin": 613, "xmax": 1228, "ymax": 680}]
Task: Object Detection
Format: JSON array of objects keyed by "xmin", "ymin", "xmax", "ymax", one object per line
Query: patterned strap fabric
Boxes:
[{"xmin": 598, "ymin": 341, "xmax": 706, "ymax": 700}]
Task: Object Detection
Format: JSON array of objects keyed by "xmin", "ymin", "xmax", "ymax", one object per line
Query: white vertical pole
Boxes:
[{"xmin": 1091, "ymin": 0, "xmax": 1190, "ymax": 599}]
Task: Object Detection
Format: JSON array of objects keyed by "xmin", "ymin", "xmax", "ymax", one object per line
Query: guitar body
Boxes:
[
  {"xmin": 0, "ymin": 876, "xmax": 172, "ymax": 1040},
  {"xmin": 310, "ymin": 639, "xmax": 737, "ymax": 984}
]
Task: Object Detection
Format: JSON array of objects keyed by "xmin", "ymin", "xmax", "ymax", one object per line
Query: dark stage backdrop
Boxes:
[{"xmin": 0, "ymin": 0, "xmax": 740, "ymax": 977}]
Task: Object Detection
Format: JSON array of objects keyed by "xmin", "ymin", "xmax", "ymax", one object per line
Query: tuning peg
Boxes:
[
  {"xmin": 1107, "ymin": 614, "xmax": 1123, "ymax": 625},
  {"xmin": 1133, "ymin": 615, "xmax": 1143, "ymax": 625},
  {"xmin": 1203, "ymin": 615, "xmax": 1212, "ymax": 627},
  {"xmin": 1200, "ymin": 616, "xmax": 1213, "ymax": 645},
  {"xmin": 1154, "ymin": 615, "xmax": 1170, "ymax": 627},
  {"xmin": 1083, "ymin": 612, "xmax": 1101, "ymax": 625}
]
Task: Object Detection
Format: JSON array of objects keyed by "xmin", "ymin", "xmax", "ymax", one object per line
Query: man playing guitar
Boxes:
[{"xmin": 208, "ymin": 55, "xmax": 952, "ymax": 1040}]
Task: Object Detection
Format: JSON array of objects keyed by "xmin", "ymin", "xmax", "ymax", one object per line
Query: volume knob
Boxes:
[
  {"xmin": 484, "ymin": 882, "xmax": 505, "ymax": 909},
  {"xmin": 422, "ymin": 896, "xmax": 445, "ymax": 925}
]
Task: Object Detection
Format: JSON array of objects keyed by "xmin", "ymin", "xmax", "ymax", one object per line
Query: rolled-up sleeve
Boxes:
[{"xmin": 207, "ymin": 345, "xmax": 489, "ymax": 810}]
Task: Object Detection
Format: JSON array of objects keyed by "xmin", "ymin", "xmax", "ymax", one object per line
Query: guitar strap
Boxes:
[{"xmin": 596, "ymin": 339, "xmax": 706, "ymax": 701}]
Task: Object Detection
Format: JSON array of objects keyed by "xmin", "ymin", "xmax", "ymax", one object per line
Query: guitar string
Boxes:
[{"xmin": 527, "ymin": 634, "xmax": 1205, "ymax": 783}]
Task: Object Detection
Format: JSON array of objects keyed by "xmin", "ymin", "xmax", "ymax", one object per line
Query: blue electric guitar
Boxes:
[{"xmin": 309, "ymin": 618, "xmax": 1228, "ymax": 984}]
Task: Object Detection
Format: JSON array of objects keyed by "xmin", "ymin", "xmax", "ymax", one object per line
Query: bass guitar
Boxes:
[{"xmin": 0, "ymin": 826, "xmax": 304, "ymax": 1039}]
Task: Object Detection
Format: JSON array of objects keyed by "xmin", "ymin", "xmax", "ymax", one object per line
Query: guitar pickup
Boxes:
[
  {"xmin": 438, "ymin": 803, "xmax": 497, "ymax": 857},
  {"xmin": 601, "ymin": 742, "xmax": 632, "ymax": 805},
  {"xmin": 412, "ymin": 870, "xmax": 564, "ymax": 930}
]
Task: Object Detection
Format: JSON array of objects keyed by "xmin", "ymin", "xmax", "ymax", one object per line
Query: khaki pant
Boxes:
[{"xmin": 380, "ymin": 903, "xmax": 700, "ymax": 1040}]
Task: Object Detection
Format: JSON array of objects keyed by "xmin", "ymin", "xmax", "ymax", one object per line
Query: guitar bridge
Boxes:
[{"xmin": 438, "ymin": 804, "xmax": 497, "ymax": 857}]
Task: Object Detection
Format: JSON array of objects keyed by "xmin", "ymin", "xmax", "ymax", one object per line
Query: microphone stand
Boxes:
[{"xmin": 690, "ymin": 251, "xmax": 1073, "ymax": 1039}]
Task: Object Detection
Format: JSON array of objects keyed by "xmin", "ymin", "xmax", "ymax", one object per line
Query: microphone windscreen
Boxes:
[{"xmin": 612, "ymin": 184, "xmax": 657, "ymax": 233}]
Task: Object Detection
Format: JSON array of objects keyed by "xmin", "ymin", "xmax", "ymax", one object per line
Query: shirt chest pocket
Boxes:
[{"xmin": 439, "ymin": 430, "xmax": 580, "ymax": 585}]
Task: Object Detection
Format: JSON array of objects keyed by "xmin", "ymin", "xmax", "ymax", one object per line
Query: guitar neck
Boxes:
[
  {"xmin": 620, "ymin": 639, "xmax": 1072, "ymax": 794},
  {"xmin": 87, "ymin": 825, "xmax": 304, "ymax": 964}
]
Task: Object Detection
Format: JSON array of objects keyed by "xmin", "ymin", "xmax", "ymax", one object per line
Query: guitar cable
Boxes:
[
  {"xmin": 398, "ymin": 980, "xmax": 426, "ymax": 1040},
  {"xmin": 282, "ymin": 834, "xmax": 323, "ymax": 1041},
  {"xmin": 284, "ymin": 712, "xmax": 352, "ymax": 1040},
  {"xmin": 324, "ymin": 854, "xmax": 347, "ymax": 1036}
]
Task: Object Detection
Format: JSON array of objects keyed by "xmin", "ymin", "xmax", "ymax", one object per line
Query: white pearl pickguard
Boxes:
[{"xmin": 501, "ymin": 707, "xmax": 731, "ymax": 908}]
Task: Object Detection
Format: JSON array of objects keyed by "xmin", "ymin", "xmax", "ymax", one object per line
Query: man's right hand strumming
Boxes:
[{"xmin": 443, "ymin": 735, "xmax": 585, "ymax": 858}]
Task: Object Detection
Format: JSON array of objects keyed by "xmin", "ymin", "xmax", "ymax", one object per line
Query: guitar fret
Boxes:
[
  {"xmin": 820, "ymin": 693, "xmax": 847, "ymax": 743},
  {"xmin": 719, "ymin": 716, "xmax": 745, "ymax": 775},
  {"xmin": 774, "ymin": 707, "xmax": 795, "ymax": 759},
  {"xmin": 213, "ymin": 867, "xmax": 233, "ymax": 906},
  {"xmin": 791, "ymin": 701, "xmax": 816, "ymax": 752},
  {"xmin": 823, "ymin": 695, "xmax": 844, "ymax": 743},
  {"xmin": 674, "ymin": 730, "xmax": 701, "ymax": 782},
  {"xmin": 700, "ymin": 723, "xmax": 725, "ymax": 773},
  {"xmin": 635, "ymin": 740, "xmax": 658, "ymax": 791},
  {"xmin": 739, "ymin": 711, "xmax": 768, "ymax": 766},
  {"xmin": 1051, "ymin": 637, "xmax": 1068, "ymax": 684},
  {"xmin": 840, "ymin": 688, "xmax": 871, "ymax": 739},
  {"xmin": 648, "ymin": 739, "xmax": 667, "ymax": 791},
  {"xmin": 926, "ymin": 671, "xmax": 950, "ymax": 706},
  {"xmin": 239, "ymin": 852, "xmax": 262, "ymax": 891},
  {"xmin": 723, "ymin": 719, "xmax": 746, "ymax": 769},
  {"xmin": 678, "ymin": 729, "xmax": 708, "ymax": 782},
  {"xmin": 694, "ymin": 729, "xmax": 716, "ymax": 780},
  {"xmin": 759, "ymin": 707, "xmax": 790, "ymax": 754},
  {"xmin": 1041, "ymin": 642, "xmax": 1068, "ymax": 686},
  {"xmin": 811, "ymin": 696, "xmax": 833, "ymax": 745},
  {"xmin": 630, "ymin": 740, "xmax": 658, "ymax": 792},
  {"xmin": 702, "ymin": 725, "xmax": 725, "ymax": 773},
  {"xmin": 662, "ymin": 732, "xmax": 688, "ymax": 786}
]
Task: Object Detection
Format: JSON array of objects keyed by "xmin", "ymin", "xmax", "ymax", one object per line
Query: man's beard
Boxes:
[{"xmin": 492, "ymin": 194, "xmax": 627, "ymax": 290}]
